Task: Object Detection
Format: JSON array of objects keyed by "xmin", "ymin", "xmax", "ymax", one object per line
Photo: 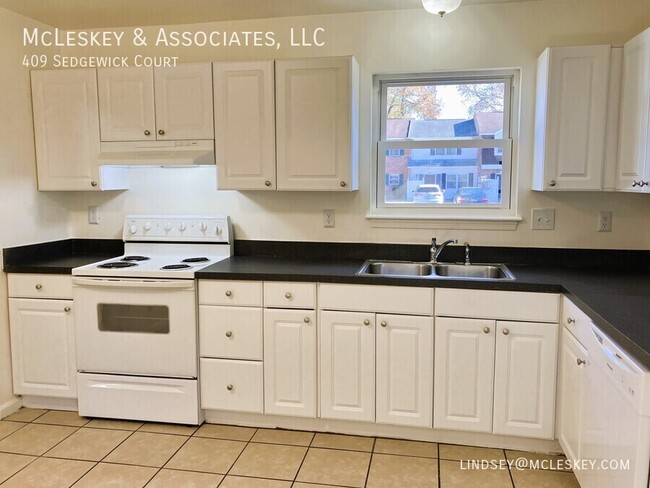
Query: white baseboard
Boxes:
[
  {"xmin": 0, "ymin": 397, "xmax": 22, "ymax": 419},
  {"xmin": 21, "ymin": 396, "xmax": 77, "ymax": 411}
]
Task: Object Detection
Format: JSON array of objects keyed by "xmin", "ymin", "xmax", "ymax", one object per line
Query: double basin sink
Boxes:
[{"xmin": 356, "ymin": 260, "xmax": 515, "ymax": 281}]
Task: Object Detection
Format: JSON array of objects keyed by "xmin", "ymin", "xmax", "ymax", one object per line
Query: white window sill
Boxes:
[{"xmin": 366, "ymin": 213, "xmax": 522, "ymax": 230}]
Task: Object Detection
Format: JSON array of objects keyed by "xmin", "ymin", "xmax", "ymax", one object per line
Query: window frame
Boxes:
[{"xmin": 369, "ymin": 69, "xmax": 521, "ymax": 227}]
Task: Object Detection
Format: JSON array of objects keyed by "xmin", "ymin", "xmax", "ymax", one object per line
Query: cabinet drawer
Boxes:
[
  {"xmin": 8, "ymin": 274, "xmax": 73, "ymax": 299},
  {"xmin": 561, "ymin": 296, "xmax": 592, "ymax": 346},
  {"xmin": 200, "ymin": 358, "xmax": 263, "ymax": 413},
  {"xmin": 319, "ymin": 284, "xmax": 434, "ymax": 316},
  {"xmin": 264, "ymin": 282, "xmax": 316, "ymax": 309},
  {"xmin": 199, "ymin": 280, "xmax": 262, "ymax": 307},
  {"xmin": 435, "ymin": 289, "xmax": 559, "ymax": 323},
  {"xmin": 199, "ymin": 306, "xmax": 263, "ymax": 360}
]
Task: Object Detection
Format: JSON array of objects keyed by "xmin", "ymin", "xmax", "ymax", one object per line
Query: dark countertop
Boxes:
[{"xmin": 197, "ymin": 256, "xmax": 650, "ymax": 368}]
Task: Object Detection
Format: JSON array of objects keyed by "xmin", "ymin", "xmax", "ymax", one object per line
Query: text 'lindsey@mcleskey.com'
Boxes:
[{"xmin": 460, "ymin": 458, "xmax": 631, "ymax": 471}]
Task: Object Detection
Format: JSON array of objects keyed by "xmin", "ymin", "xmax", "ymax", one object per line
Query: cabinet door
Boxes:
[
  {"xmin": 154, "ymin": 63, "xmax": 214, "ymax": 140},
  {"xmin": 97, "ymin": 67, "xmax": 155, "ymax": 142},
  {"xmin": 214, "ymin": 61, "xmax": 276, "ymax": 190},
  {"xmin": 376, "ymin": 314, "xmax": 433, "ymax": 427},
  {"xmin": 276, "ymin": 56, "xmax": 359, "ymax": 191},
  {"xmin": 533, "ymin": 46, "xmax": 610, "ymax": 190},
  {"xmin": 616, "ymin": 29, "xmax": 650, "ymax": 191},
  {"xmin": 320, "ymin": 311, "xmax": 374, "ymax": 421},
  {"xmin": 31, "ymin": 69, "xmax": 102, "ymax": 190},
  {"xmin": 264, "ymin": 309, "xmax": 316, "ymax": 417},
  {"xmin": 434, "ymin": 317, "xmax": 495, "ymax": 433},
  {"xmin": 558, "ymin": 327, "xmax": 587, "ymax": 462},
  {"xmin": 8, "ymin": 298, "xmax": 76, "ymax": 398},
  {"xmin": 493, "ymin": 321, "xmax": 558, "ymax": 439}
]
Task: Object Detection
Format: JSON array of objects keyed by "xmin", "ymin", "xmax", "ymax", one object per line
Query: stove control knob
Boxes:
[
  {"xmin": 199, "ymin": 222, "xmax": 208, "ymax": 232},
  {"xmin": 144, "ymin": 222, "xmax": 152, "ymax": 231},
  {"xmin": 129, "ymin": 224, "xmax": 138, "ymax": 234},
  {"xmin": 164, "ymin": 222, "xmax": 172, "ymax": 232},
  {"xmin": 215, "ymin": 226, "xmax": 223, "ymax": 235},
  {"xmin": 178, "ymin": 222, "xmax": 187, "ymax": 232}
]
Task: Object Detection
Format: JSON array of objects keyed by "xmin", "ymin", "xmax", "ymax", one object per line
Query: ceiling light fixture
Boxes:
[{"xmin": 422, "ymin": 0, "xmax": 462, "ymax": 17}]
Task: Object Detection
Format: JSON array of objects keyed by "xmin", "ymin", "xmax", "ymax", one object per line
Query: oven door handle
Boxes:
[{"xmin": 72, "ymin": 277, "xmax": 195, "ymax": 290}]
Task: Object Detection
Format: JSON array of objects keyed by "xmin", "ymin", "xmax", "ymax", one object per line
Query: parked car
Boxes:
[
  {"xmin": 412, "ymin": 184, "xmax": 444, "ymax": 204},
  {"xmin": 453, "ymin": 187, "xmax": 489, "ymax": 204}
]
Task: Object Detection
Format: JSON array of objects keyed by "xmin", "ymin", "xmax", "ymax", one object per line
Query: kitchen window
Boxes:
[{"xmin": 371, "ymin": 70, "xmax": 520, "ymax": 227}]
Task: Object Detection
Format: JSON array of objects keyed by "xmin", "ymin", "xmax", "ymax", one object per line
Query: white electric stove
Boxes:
[{"xmin": 72, "ymin": 215, "xmax": 232, "ymax": 425}]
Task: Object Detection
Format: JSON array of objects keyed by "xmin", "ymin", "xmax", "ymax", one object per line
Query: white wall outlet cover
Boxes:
[
  {"xmin": 598, "ymin": 211, "xmax": 612, "ymax": 232},
  {"xmin": 531, "ymin": 208, "xmax": 555, "ymax": 230},
  {"xmin": 323, "ymin": 209, "xmax": 335, "ymax": 228}
]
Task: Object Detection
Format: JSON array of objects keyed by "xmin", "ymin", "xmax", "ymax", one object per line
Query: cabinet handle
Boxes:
[
  {"xmin": 144, "ymin": 130, "xmax": 151, "ymax": 136},
  {"xmin": 549, "ymin": 180, "xmax": 556, "ymax": 187},
  {"xmin": 264, "ymin": 180, "xmax": 272, "ymax": 187},
  {"xmin": 363, "ymin": 319, "xmax": 370, "ymax": 326},
  {"xmin": 158, "ymin": 129, "xmax": 165, "ymax": 136},
  {"xmin": 304, "ymin": 317, "xmax": 310, "ymax": 324},
  {"xmin": 35, "ymin": 284, "xmax": 43, "ymax": 290},
  {"xmin": 566, "ymin": 317, "xmax": 576, "ymax": 324},
  {"xmin": 64, "ymin": 306, "xmax": 71, "ymax": 313},
  {"xmin": 226, "ymin": 384, "xmax": 233, "ymax": 391},
  {"xmin": 285, "ymin": 292, "xmax": 292, "ymax": 299},
  {"xmin": 91, "ymin": 181, "xmax": 98, "ymax": 187},
  {"xmin": 340, "ymin": 181, "xmax": 347, "ymax": 188},
  {"xmin": 225, "ymin": 290, "xmax": 232, "ymax": 297},
  {"xmin": 632, "ymin": 180, "xmax": 640, "ymax": 187},
  {"xmin": 380, "ymin": 321, "xmax": 387, "ymax": 327},
  {"xmin": 577, "ymin": 358, "xmax": 586, "ymax": 366},
  {"xmin": 502, "ymin": 328, "xmax": 510, "ymax": 335},
  {"xmin": 225, "ymin": 331, "xmax": 233, "ymax": 338},
  {"xmin": 643, "ymin": 181, "xmax": 650, "ymax": 187},
  {"xmin": 483, "ymin": 327, "xmax": 490, "ymax": 334}
]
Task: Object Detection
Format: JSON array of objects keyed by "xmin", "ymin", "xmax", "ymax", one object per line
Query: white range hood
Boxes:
[{"xmin": 98, "ymin": 140, "xmax": 215, "ymax": 166}]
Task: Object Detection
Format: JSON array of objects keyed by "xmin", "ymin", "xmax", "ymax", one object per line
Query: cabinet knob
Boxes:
[
  {"xmin": 225, "ymin": 290, "xmax": 232, "ymax": 297},
  {"xmin": 548, "ymin": 180, "xmax": 556, "ymax": 187},
  {"xmin": 225, "ymin": 331, "xmax": 233, "ymax": 338},
  {"xmin": 643, "ymin": 181, "xmax": 649, "ymax": 187},
  {"xmin": 226, "ymin": 384, "xmax": 234, "ymax": 391},
  {"xmin": 35, "ymin": 284, "xmax": 43, "ymax": 290},
  {"xmin": 144, "ymin": 130, "xmax": 151, "ymax": 136},
  {"xmin": 502, "ymin": 328, "xmax": 510, "ymax": 335},
  {"xmin": 632, "ymin": 180, "xmax": 640, "ymax": 187},
  {"xmin": 380, "ymin": 321, "xmax": 387, "ymax": 327},
  {"xmin": 91, "ymin": 181, "xmax": 98, "ymax": 187},
  {"xmin": 577, "ymin": 358, "xmax": 586, "ymax": 366},
  {"xmin": 64, "ymin": 306, "xmax": 71, "ymax": 313},
  {"xmin": 566, "ymin": 317, "xmax": 576, "ymax": 324},
  {"xmin": 340, "ymin": 181, "xmax": 347, "ymax": 188},
  {"xmin": 483, "ymin": 327, "xmax": 490, "ymax": 334},
  {"xmin": 264, "ymin": 180, "xmax": 272, "ymax": 187},
  {"xmin": 285, "ymin": 292, "xmax": 292, "ymax": 299},
  {"xmin": 158, "ymin": 129, "xmax": 165, "ymax": 136},
  {"xmin": 304, "ymin": 317, "xmax": 310, "ymax": 323},
  {"xmin": 363, "ymin": 319, "xmax": 370, "ymax": 326}
]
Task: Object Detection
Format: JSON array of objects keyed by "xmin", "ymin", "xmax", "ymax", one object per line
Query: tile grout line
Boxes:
[
  {"xmin": 142, "ymin": 430, "xmax": 195, "ymax": 488},
  {"xmin": 213, "ymin": 426, "xmax": 260, "ymax": 487},
  {"xmin": 289, "ymin": 431, "xmax": 317, "ymax": 486},
  {"xmin": 362, "ymin": 436, "xmax": 377, "ymax": 488}
]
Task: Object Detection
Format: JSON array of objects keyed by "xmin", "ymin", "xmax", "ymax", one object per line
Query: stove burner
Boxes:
[
  {"xmin": 181, "ymin": 257, "xmax": 210, "ymax": 263},
  {"xmin": 98, "ymin": 261, "xmax": 138, "ymax": 269},
  {"xmin": 122, "ymin": 256, "xmax": 150, "ymax": 262},
  {"xmin": 161, "ymin": 264, "xmax": 192, "ymax": 270}
]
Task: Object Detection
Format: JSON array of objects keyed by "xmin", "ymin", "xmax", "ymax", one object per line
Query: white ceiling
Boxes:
[{"xmin": 0, "ymin": 0, "xmax": 544, "ymax": 29}]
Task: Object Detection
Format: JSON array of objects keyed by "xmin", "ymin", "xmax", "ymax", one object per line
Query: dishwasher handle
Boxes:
[{"xmin": 72, "ymin": 277, "xmax": 195, "ymax": 290}]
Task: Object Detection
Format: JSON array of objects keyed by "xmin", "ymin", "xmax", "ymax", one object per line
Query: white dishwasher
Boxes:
[{"xmin": 579, "ymin": 321, "xmax": 650, "ymax": 488}]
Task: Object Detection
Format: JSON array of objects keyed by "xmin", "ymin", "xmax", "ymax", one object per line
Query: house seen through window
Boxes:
[{"xmin": 376, "ymin": 73, "xmax": 515, "ymax": 213}]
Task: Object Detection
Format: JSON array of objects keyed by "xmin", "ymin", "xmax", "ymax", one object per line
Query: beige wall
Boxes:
[
  {"xmin": 61, "ymin": 0, "xmax": 650, "ymax": 249},
  {"xmin": 0, "ymin": 8, "xmax": 70, "ymax": 410}
]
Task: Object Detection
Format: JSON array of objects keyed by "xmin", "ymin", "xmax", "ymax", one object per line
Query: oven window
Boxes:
[{"xmin": 98, "ymin": 304, "xmax": 170, "ymax": 334}]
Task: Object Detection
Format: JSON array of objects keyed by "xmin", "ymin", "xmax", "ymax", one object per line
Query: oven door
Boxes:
[{"xmin": 73, "ymin": 277, "xmax": 197, "ymax": 378}]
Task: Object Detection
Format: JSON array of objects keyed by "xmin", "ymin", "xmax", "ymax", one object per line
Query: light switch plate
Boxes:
[
  {"xmin": 531, "ymin": 208, "xmax": 555, "ymax": 230},
  {"xmin": 88, "ymin": 206, "xmax": 99, "ymax": 225}
]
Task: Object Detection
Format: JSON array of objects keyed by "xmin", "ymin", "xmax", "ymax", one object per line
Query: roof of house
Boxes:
[
  {"xmin": 408, "ymin": 119, "xmax": 464, "ymax": 139},
  {"xmin": 386, "ymin": 113, "xmax": 503, "ymax": 140},
  {"xmin": 385, "ymin": 118, "xmax": 411, "ymax": 139},
  {"xmin": 474, "ymin": 112, "xmax": 503, "ymax": 135}
]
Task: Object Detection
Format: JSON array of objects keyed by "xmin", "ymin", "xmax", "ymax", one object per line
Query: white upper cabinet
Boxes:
[
  {"xmin": 98, "ymin": 63, "xmax": 213, "ymax": 142},
  {"xmin": 616, "ymin": 27, "xmax": 650, "ymax": 192},
  {"xmin": 276, "ymin": 56, "xmax": 359, "ymax": 191},
  {"xmin": 533, "ymin": 45, "xmax": 612, "ymax": 191},
  {"xmin": 31, "ymin": 69, "xmax": 127, "ymax": 191},
  {"xmin": 213, "ymin": 61, "xmax": 276, "ymax": 190}
]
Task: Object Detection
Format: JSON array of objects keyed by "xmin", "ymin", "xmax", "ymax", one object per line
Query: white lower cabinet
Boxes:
[
  {"xmin": 200, "ymin": 358, "xmax": 263, "ymax": 413},
  {"xmin": 434, "ymin": 316, "xmax": 558, "ymax": 439},
  {"xmin": 8, "ymin": 298, "xmax": 76, "ymax": 398},
  {"xmin": 263, "ymin": 309, "xmax": 317, "ymax": 417}
]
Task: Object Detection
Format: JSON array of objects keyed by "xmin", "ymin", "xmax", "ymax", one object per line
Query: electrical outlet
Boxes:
[
  {"xmin": 323, "ymin": 209, "xmax": 335, "ymax": 228},
  {"xmin": 598, "ymin": 211, "xmax": 612, "ymax": 232},
  {"xmin": 531, "ymin": 208, "xmax": 555, "ymax": 230},
  {"xmin": 88, "ymin": 206, "xmax": 100, "ymax": 225}
]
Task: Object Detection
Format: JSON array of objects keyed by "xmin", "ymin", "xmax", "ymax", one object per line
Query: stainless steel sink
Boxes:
[{"xmin": 356, "ymin": 260, "xmax": 515, "ymax": 280}]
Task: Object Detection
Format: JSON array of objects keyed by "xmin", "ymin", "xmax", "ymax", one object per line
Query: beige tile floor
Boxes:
[{"xmin": 0, "ymin": 408, "xmax": 581, "ymax": 487}]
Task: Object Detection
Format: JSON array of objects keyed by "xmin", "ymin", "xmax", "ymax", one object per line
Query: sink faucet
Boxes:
[{"xmin": 430, "ymin": 237, "xmax": 458, "ymax": 264}]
